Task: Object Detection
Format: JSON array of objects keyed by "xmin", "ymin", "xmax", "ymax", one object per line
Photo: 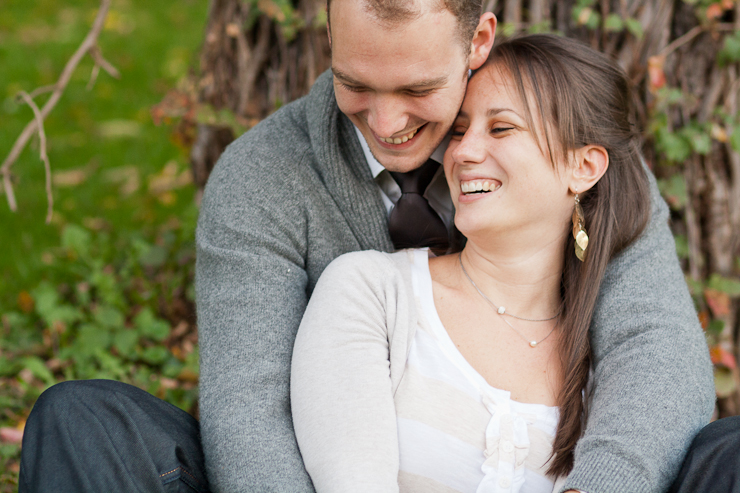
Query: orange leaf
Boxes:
[
  {"xmin": 710, "ymin": 345, "xmax": 737, "ymax": 369},
  {"xmin": 17, "ymin": 291, "xmax": 34, "ymax": 313},
  {"xmin": 705, "ymin": 288, "xmax": 731, "ymax": 317},
  {"xmin": 647, "ymin": 56, "xmax": 666, "ymax": 92},
  {"xmin": 698, "ymin": 310, "xmax": 710, "ymax": 330},
  {"xmin": 707, "ymin": 3, "xmax": 724, "ymax": 19}
]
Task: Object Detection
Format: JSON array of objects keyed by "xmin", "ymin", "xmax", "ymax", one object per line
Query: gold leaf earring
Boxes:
[{"xmin": 572, "ymin": 191, "xmax": 588, "ymax": 261}]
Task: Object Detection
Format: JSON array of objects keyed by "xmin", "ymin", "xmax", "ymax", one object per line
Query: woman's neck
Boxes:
[{"xmin": 458, "ymin": 232, "xmax": 566, "ymax": 320}]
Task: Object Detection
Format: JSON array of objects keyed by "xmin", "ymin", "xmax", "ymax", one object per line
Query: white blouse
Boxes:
[{"xmin": 395, "ymin": 248, "xmax": 563, "ymax": 493}]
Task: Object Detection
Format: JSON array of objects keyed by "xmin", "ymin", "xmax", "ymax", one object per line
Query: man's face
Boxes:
[{"xmin": 329, "ymin": 0, "xmax": 471, "ymax": 173}]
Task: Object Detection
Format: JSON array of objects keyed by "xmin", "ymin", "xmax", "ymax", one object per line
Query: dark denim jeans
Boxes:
[
  {"xmin": 669, "ymin": 415, "xmax": 740, "ymax": 493},
  {"xmin": 18, "ymin": 379, "xmax": 740, "ymax": 493},
  {"xmin": 19, "ymin": 380, "xmax": 208, "ymax": 493}
]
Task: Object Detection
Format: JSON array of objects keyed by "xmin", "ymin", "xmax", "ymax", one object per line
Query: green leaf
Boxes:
[
  {"xmin": 730, "ymin": 126, "xmax": 740, "ymax": 153},
  {"xmin": 31, "ymin": 282, "xmax": 84, "ymax": 327},
  {"xmin": 585, "ymin": 10, "xmax": 601, "ymax": 29},
  {"xmin": 76, "ymin": 323, "xmax": 112, "ymax": 356},
  {"xmin": 719, "ymin": 31, "xmax": 740, "ymax": 66},
  {"xmin": 139, "ymin": 245, "xmax": 168, "ymax": 268},
  {"xmin": 0, "ymin": 357, "xmax": 19, "ymax": 377},
  {"xmin": 500, "ymin": 22, "xmax": 517, "ymax": 37},
  {"xmin": 20, "ymin": 356, "xmax": 56, "ymax": 386},
  {"xmin": 135, "ymin": 308, "xmax": 170, "ymax": 342},
  {"xmin": 140, "ymin": 346, "xmax": 169, "ymax": 364},
  {"xmin": 707, "ymin": 274, "xmax": 740, "ymax": 296},
  {"xmin": 708, "ymin": 319, "xmax": 725, "ymax": 336},
  {"xmin": 686, "ymin": 130, "xmax": 712, "ymax": 155},
  {"xmin": 61, "ymin": 224, "xmax": 92, "ymax": 258},
  {"xmin": 162, "ymin": 357, "xmax": 185, "ymax": 378},
  {"xmin": 113, "ymin": 329, "xmax": 139, "ymax": 356},
  {"xmin": 94, "ymin": 305, "xmax": 124, "ymax": 329},
  {"xmin": 714, "ymin": 366, "xmax": 737, "ymax": 398},
  {"xmin": 657, "ymin": 128, "xmax": 692, "ymax": 163},
  {"xmin": 604, "ymin": 14, "xmax": 624, "ymax": 32},
  {"xmin": 95, "ymin": 350, "xmax": 127, "ymax": 378},
  {"xmin": 674, "ymin": 234, "xmax": 689, "ymax": 260},
  {"xmin": 624, "ymin": 18, "xmax": 643, "ymax": 39},
  {"xmin": 657, "ymin": 174, "xmax": 687, "ymax": 210},
  {"xmin": 90, "ymin": 269, "xmax": 124, "ymax": 307}
]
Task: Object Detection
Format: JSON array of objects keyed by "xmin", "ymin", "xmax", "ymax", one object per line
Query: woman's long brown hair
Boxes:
[{"xmin": 479, "ymin": 34, "xmax": 652, "ymax": 476}]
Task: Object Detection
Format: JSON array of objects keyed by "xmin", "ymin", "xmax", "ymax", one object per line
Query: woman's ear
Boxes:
[
  {"xmin": 469, "ymin": 13, "xmax": 497, "ymax": 70},
  {"xmin": 569, "ymin": 145, "xmax": 608, "ymax": 194}
]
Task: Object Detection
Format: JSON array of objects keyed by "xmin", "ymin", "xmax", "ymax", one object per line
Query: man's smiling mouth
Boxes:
[
  {"xmin": 377, "ymin": 125, "xmax": 423, "ymax": 145},
  {"xmin": 461, "ymin": 180, "xmax": 502, "ymax": 195}
]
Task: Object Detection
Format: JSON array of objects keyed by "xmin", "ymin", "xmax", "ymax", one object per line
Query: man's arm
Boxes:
[
  {"xmin": 195, "ymin": 133, "xmax": 314, "ymax": 492},
  {"xmin": 562, "ymin": 169, "xmax": 715, "ymax": 493}
]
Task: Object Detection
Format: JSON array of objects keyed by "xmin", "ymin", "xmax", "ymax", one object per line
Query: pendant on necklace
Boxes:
[{"xmin": 529, "ymin": 340, "xmax": 538, "ymax": 348}]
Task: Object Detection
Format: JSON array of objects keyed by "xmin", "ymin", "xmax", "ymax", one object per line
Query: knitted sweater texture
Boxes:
[{"xmin": 195, "ymin": 70, "xmax": 714, "ymax": 493}]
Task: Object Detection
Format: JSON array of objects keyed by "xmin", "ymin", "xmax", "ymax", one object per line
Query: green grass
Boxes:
[
  {"xmin": 0, "ymin": 0, "xmax": 208, "ymax": 308},
  {"xmin": 0, "ymin": 1, "xmax": 208, "ymax": 488}
]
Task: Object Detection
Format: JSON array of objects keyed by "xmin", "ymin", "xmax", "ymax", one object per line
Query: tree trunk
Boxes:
[{"xmin": 190, "ymin": 0, "xmax": 331, "ymax": 189}]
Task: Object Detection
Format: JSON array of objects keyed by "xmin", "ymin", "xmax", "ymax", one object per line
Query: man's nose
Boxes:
[{"xmin": 366, "ymin": 94, "xmax": 411, "ymax": 139}]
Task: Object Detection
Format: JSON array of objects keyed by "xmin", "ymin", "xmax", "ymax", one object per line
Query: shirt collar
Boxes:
[{"xmin": 354, "ymin": 125, "xmax": 449, "ymax": 178}]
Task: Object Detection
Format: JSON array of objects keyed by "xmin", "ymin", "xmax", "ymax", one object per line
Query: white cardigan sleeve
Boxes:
[{"xmin": 290, "ymin": 251, "xmax": 410, "ymax": 493}]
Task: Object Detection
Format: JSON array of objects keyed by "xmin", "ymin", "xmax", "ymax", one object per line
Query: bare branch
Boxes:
[
  {"xmin": 87, "ymin": 64, "xmax": 101, "ymax": 91},
  {"xmin": 89, "ymin": 45, "xmax": 121, "ymax": 79},
  {"xmin": 27, "ymin": 84, "xmax": 59, "ymax": 100},
  {"xmin": 17, "ymin": 92, "xmax": 54, "ymax": 224},
  {"xmin": 1, "ymin": 0, "xmax": 114, "ymax": 213},
  {"xmin": 659, "ymin": 25, "xmax": 703, "ymax": 58}
]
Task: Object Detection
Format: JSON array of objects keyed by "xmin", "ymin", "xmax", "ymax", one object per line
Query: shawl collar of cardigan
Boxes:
[{"xmin": 304, "ymin": 70, "xmax": 395, "ymax": 253}]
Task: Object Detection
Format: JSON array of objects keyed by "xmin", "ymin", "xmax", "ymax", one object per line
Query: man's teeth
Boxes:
[
  {"xmin": 380, "ymin": 128, "xmax": 419, "ymax": 144},
  {"xmin": 461, "ymin": 180, "xmax": 501, "ymax": 194}
]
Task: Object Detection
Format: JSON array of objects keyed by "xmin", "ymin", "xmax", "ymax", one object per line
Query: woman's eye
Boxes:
[
  {"xmin": 491, "ymin": 126, "xmax": 514, "ymax": 134},
  {"xmin": 450, "ymin": 128, "xmax": 467, "ymax": 139}
]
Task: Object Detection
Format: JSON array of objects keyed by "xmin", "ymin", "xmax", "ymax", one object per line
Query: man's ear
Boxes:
[
  {"xmin": 569, "ymin": 145, "xmax": 609, "ymax": 194},
  {"xmin": 469, "ymin": 13, "xmax": 496, "ymax": 70},
  {"xmin": 327, "ymin": 21, "xmax": 332, "ymax": 48}
]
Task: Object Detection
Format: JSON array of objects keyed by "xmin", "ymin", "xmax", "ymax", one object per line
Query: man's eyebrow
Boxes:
[{"xmin": 331, "ymin": 68, "xmax": 448, "ymax": 90}]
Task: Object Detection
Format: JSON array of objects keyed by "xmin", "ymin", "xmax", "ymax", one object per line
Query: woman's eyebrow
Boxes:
[{"xmin": 486, "ymin": 107, "xmax": 519, "ymax": 117}]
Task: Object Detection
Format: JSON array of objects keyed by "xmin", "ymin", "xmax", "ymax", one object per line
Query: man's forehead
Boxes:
[{"xmin": 329, "ymin": 0, "xmax": 453, "ymax": 34}]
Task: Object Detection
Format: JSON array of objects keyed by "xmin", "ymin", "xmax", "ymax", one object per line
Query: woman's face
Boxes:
[{"xmin": 443, "ymin": 64, "xmax": 575, "ymax": 247}]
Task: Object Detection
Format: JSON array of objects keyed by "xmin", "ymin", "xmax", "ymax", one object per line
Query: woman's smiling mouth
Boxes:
[{"xmin": 461, "ymin": 179, "xmax": 502, "ymax": 195}]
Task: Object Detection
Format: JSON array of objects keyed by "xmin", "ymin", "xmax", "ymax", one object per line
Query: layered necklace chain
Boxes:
[{"xmin": 458, "ymin": 253, "xmax": 559, "ymax": 348}]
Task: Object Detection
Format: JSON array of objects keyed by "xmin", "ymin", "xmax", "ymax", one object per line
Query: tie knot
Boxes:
[{"xmin": 390, "ymin": 159, "xmax": 440, "ymax": 195}]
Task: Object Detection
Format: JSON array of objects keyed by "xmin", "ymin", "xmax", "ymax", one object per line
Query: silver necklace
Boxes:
[{"xmin": 458, "ymin": 253, "xmax": 558, "ymax": 348}]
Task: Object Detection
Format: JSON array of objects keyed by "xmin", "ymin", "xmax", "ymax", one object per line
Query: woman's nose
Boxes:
[{"xmin": 451, "ymin": 129, "xmax": 486, "ymax": 165}]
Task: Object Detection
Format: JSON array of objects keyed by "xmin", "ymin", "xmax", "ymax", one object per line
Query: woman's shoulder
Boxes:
[
  {"xmin": 317, "ymin": 249, "xmax": 421, "ymax": 293},
  {"xmin": 323, "ymin": 249, "xmax": 418, "ymax": 274}
]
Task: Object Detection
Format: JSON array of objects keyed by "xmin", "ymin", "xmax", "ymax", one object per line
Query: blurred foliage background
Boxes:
[{"xmin": 1, "ymin": 0, "xmax": 739, "ymax": 490}]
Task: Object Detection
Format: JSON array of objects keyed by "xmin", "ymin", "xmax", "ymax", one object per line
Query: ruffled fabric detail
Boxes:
[{"xmin": 476, "ymin": 390, "xmax": 533, "ymax": 493}]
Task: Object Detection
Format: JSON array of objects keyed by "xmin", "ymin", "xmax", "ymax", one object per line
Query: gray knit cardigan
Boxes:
[{"xmin": 195, "ymin": 70, "xmax": 714, "ymax": 493}]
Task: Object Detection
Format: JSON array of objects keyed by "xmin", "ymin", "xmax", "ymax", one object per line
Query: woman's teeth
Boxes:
[
  {"xmin": 379, "ymin": 127, "xmax": 419, "ymax": 144},
  {"xmin": 461, "ymin": 180, "xmax": 501, "ymax": 194}
]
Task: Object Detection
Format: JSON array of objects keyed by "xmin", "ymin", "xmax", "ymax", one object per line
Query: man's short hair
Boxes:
[{"xmin": 327, "ymin": 0, "xmax": 484, "ymax": 54}]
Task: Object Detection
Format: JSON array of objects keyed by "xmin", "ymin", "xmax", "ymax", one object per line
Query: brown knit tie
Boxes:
[{"xmin": 388, "ymin": 159, "xmax": 449, "ymax": 251}]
